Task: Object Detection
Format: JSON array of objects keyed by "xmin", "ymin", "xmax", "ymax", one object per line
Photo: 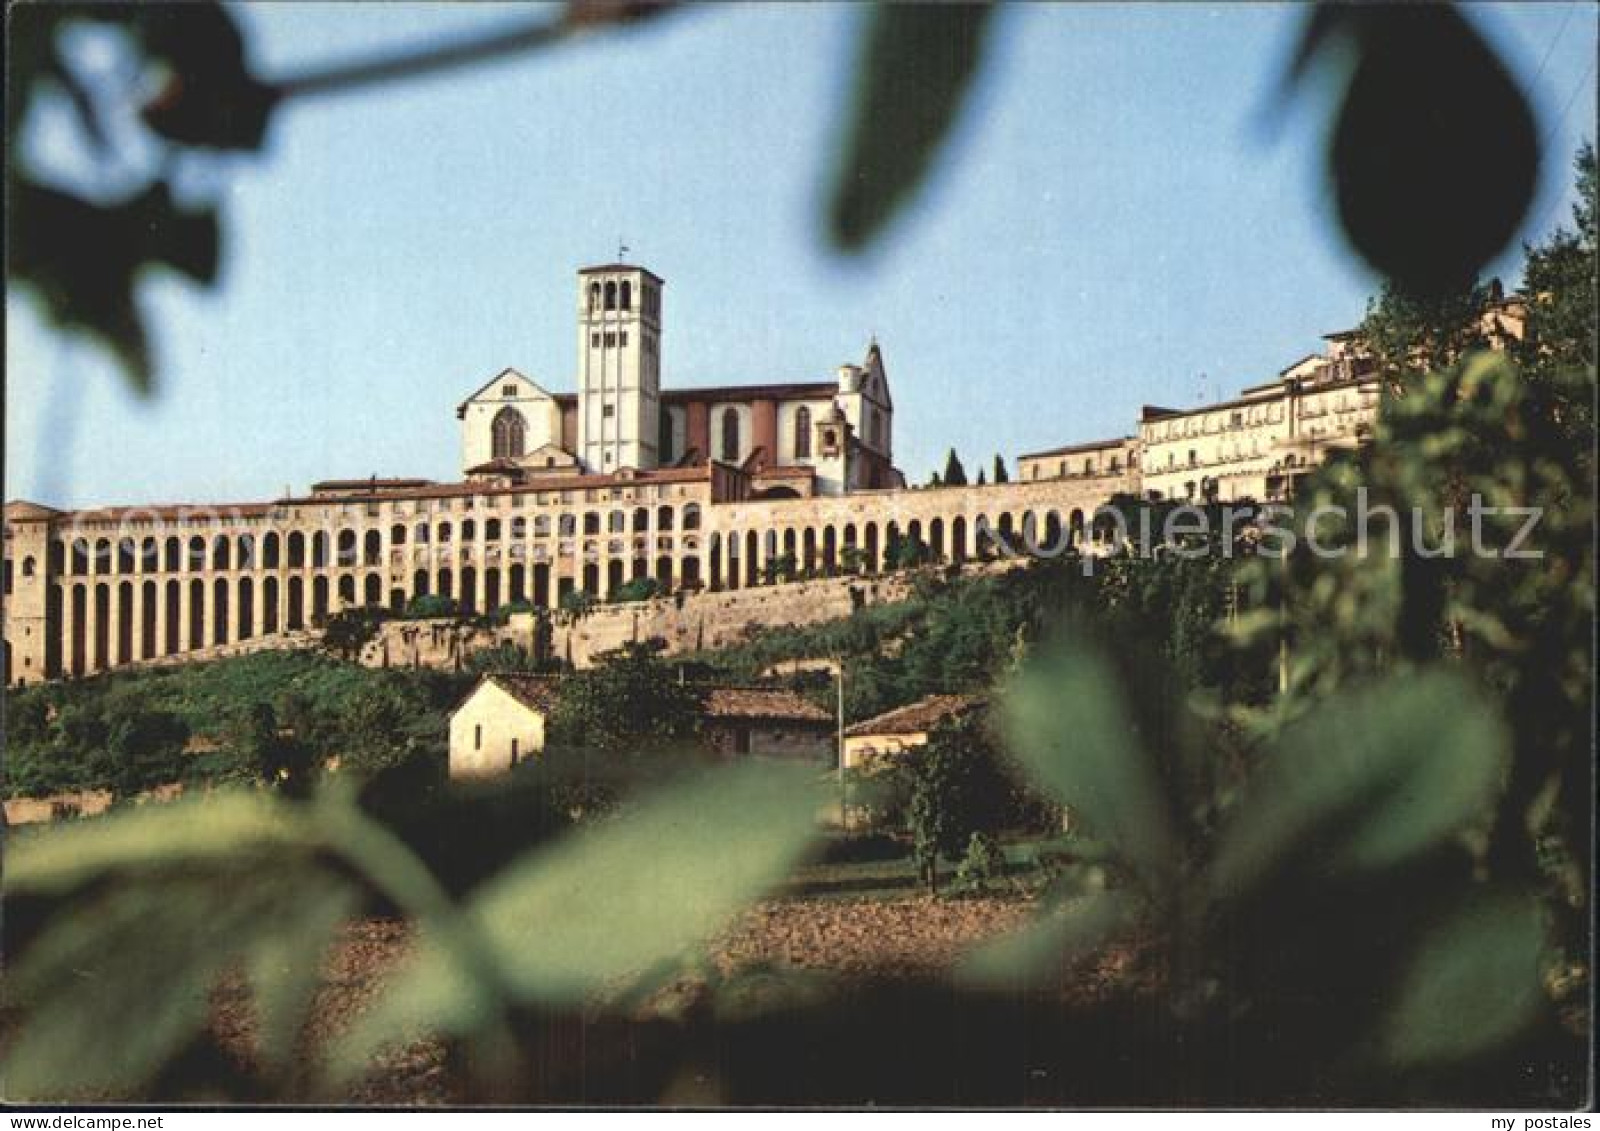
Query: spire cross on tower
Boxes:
[{"xmin": 618, "ymin": 238, "xmax": 630, "ymax": 263}]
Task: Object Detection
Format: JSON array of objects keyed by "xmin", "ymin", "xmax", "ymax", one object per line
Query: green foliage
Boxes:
[
  {"xmin": 559, "ymin": 588, "xmax": 597, "ymax": 618},
  {"xmin": 405, "ymin": 593, "xmax": 460, "ymax": 620},
  {"xmin": 979, "ymin": 638, "xmax": 1560, "ymax": 1091},
  {"xmin": 941, "ymin": 447, "xmax": 968, "ymax": 486},
  {"xmin": 1515, "ymin": 143, "xmax": 1598, "ymax": 447},
  {"xmin": 545, "ymin": 644, "xmax": 702, "ymax": 754},
  {"xmin": 321, "ymin": 606, "xmax": 388, "ymax": 659},
  {"xmin": 991, "ymin": 454, "xmax": 1008, "ymax": 484},
  {"xmin": 610, "ymin": 577, "xmax": 662, "ymax": 603},
  {"xmin": 953, "ymin": 831, "xmax": 1008, "ymax": 894},
  {"xmin": 900, "ymin": 712, "xmax": 1012, "ymax": 893}
]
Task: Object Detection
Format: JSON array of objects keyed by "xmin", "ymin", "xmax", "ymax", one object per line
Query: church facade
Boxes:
[{"xmin": 4, "ymin": 263, "xmax": 1456, "ymax": 687}]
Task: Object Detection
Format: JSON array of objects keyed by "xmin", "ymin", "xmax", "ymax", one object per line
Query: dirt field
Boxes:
[{"xmin": 206, "ymin": 892, "xmax": 1073, "ymax": 1104}]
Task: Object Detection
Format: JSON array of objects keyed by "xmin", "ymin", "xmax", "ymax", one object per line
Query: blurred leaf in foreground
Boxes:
[
  {"xmin": 1288, "ymin": 4, "xmax": 1539, "ymax": 299},
  {"xmin": 335, "ymin": 761, "xmax": 820, "ymax": 1074},
  {"xmin": 1003, "ymin": 641, "xmax": 1175, "ymax": 895},
  {"xmin": 1383, "ymin": 890, "xmax": 1547, "ymax": 1067},
  {"xmin": 1210, "ymin": 669, "xmax": 1509, "ymax": 899},
  {"xmin": 828, "ymin": 2, "xmax": 998, "ymax": 251}
]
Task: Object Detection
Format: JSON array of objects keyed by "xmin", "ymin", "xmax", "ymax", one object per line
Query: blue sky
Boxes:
[{"xmin": 6, "ymin": 2, "xmax": 1595, "ymax": 508}]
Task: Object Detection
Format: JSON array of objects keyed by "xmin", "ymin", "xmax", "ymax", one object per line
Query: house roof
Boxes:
[
  {"xmin": 547, "ymin": 381, "xmax": 838, "ymax": 408},
  {"xmin": 843, "ymin": 693, "xmax": 978, "ymax": 738},
  {"xmin": 471, "ymin": 673, "xmax": 561, "ymax": 715},
  {"xmin": 702, "ymin": 687, "xmax": 833, "ymax": 726},
  {"xmin": 1017, "ymin": 436, "xmax": 1135, "ymax": 461},
  {"xmin": 5, "ymin": 500, "xmax": 64, "ymax": 521},
  {"xmin": 310, "ymin": 477, "xmax": 436, "ymax": 493}
]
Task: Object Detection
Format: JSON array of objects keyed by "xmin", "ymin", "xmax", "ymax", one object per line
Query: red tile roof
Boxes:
[
  {"xmin": 702, "ymin": 687, "xmax": 833, "ymax": 725},
  {"xmin": 843, "ymin": 694, "xmax": 978, "ymax": 738}
]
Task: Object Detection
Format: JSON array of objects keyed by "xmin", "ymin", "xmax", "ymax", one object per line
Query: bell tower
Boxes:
[{"xmin": 577, "ymin": 264, "xmax": 663, "ymax": 472}]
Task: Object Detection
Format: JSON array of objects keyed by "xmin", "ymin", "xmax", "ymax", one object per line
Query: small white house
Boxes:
[{"xmin": 448, "ymin": 673, "xmax": 559, "ymax": 779}]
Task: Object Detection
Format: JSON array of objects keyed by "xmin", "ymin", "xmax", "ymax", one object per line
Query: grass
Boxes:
[{"xmin": 782, "ymin": 832, "xmax": 1082, "ymax": 900}]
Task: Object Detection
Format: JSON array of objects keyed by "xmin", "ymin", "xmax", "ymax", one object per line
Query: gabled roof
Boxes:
[
  {"xmin": 702, "ymin": 687, "xmax": 832, "ymax": 725},
  {"xmin": 455, "ymin": 367, "xmax": 557, "ymax": 416},
  {"xmin": 462, "ymin": 673, "xmax": 560, "ymax": 716},
  {"xmin": 843, "ymin": 693, "xmax": 979, "ymax": 738}
]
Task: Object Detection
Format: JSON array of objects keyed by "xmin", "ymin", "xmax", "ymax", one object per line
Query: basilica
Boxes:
[{"xmin": 5, "ymin": 262, "xmax": 1500, "ymax": 687}]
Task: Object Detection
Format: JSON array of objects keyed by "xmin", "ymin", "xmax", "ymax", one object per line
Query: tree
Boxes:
[
  {"xmin": 992, "ymin": 454, "xmax": 1009, "ymax": 484},
  {"xmin": 237, "ymin": 701, "xmax": 315, "ymax": 797},
  {"xmin": 96, "ymin": 708, "xmax": 191, "ymax": 800},
  {"xmin": 559, "ymin": 588, "xmax": 597, "ymax": 618},
  {"xmin": 1515, "ymin": 143, "xmax": 1597, "ymax": 449},
  {"xmin": 611, "ymin": 577, "xmax": 661, "ymax": 603},
  {"xmin": 899, "ymin": 711, "xmax": 1009, "ymax": 893},
  {"xmin": 322, "ymin": 606, "xmax": 387, "ymax": 659},
  {"xmin": 545, "ymin": 643, "xmax": 702, "ymax": 754},
  {"xmin": 975, "ymin": 468, "xmax": 986, "ymax": 486},
  {"xmin": 942, "ymin": 449, "xmax": 968, "ymax": 486},
  {"xmin": 405, "ymin": 593, "xmax": 459, "ymax": 620},
  {"xmin": 1358, "ymin": 277, "xmax": 1501, "ymax": 386}
]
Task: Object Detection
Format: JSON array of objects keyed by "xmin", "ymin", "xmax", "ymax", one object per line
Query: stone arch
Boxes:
[
  {"xmin": 364, "ymin": 572, "xmax": 382, "ymax": 606},
  {"xmin": 337, "ymin": 529, "xmax": 358, "ymax": 567},
  {"xmin": 287, "ymin": 576, "xmax": 305, "ymax": 631},
  {"xmin": 140, "ymin": 580, "xmax": 157, "ymax": 658},
  {"xmin": 185, "ymin": 579, "xmax": 205, "ymax": 650},
  {"xmin": 93, "ymin": 583, "xmax": 110, "ymax": 668},
  {"xmin": 312, "ymin": 575, "xmax": 330, "ymax": 624},
  {"xmin": 212, "ymin": 577, "xmax": 230, "ymax": 646},
  {"xmin": 682, "ymin": 503, "xmax": 701, "ymax": 531},
  {"xmin": 263, "ymin": 532, "xmax": 281, "ymax": 569},
  {"xmin": 70, "ymin": 584, "xmax": 87, "ymax": 674},
  {"xmin": 312, "ymin": 531, "xmax": 330, "ymax": 568},
  {"xmin": 140, "ymin": 537, "xmax": 157, "ymax": 574},
  {"xmin": 164, "ymin": 537, "xmax": 182, "ymax": 572},
  {"xmin": 287, "ymin": 531, "xmax": 306, "ymax": 568},
  {"xmin": 164, "ymin": 579, "xmax": 181, "ymax": 654},
  {"xmin": 460, "ymin": 567, "xmax": 478, "ymax": 613},
  {"xmin": 116, "ymin": 580, "xmax": 134, "ymax": 663},
  {"xmin": 338, "ymin": 574, "xmax": 356, "ymax": 606},
  {"xmin": 364, "ymin": 529, "xmax": 382, "ymax": 566},
  {"xmin": 263, "ymin": 576, "xmax": 280, "ymax": 635},
  {"xmin": 188, "ymin": 535, "xmax": 207, "ymax": 571},
  {"xmin": 236, "ymin": 533, "xmax": 255, "ymax": 571},
  {"xmin": 238, "ymin": 576, "xmax": 254, "ymax": 639},
  {"xmin": 657, "ymin": 505, "xmax": 675, "ymax": 531},
  {"xmin": 390, "ymin": 523, "xmax": 407, "ymax": 547},
  {"xmin": 952, "ymin": 516, "xmax": 968, "ymax": 561}
]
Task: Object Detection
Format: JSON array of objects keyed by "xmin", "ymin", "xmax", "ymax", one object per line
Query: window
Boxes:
[
  {"xmin": 511, "ymin": 738, "xmax": 519, "ymax": 764},
  {"xmin": 720, "ymin": 407, "xmax": 741, "ymax": 462},
  {"xmin": 588, "ymin": 282, "xmax": 600, "ymax": 310},
  {"xmin": 620, "ymin": 280, "xmax": 632, "ymax": 310},
  {"xmin": 591, "ymin": 332, "xmax": 599, "ymax": 347},
  {"xmin": 492, "ymin": 407, "xmax": 527, "ymax": 459},
  {"xmin": 794, "ymin": 406, "xmax": 812, "ymax": 458},
  {"xmin": 620, "ymin": 331, "xmax": 628, "ymax": 346},
  {"xmin": 604, "ymin": 281, "xmax": 617, "ymax": 310},
  {"xmin": 605, "ymin": 332, "xmax": 617, "ymax": 348},
  {"xmin": 502, "ymin": 383, "xmax": 517, "ymax": 397},
  {"xmin": 603, "ymin": 404, "xmax": 615, "ymax": 418},
  {"xmin": 474, "ymin": 724, "xmax": 482, "ymax": 751}
]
